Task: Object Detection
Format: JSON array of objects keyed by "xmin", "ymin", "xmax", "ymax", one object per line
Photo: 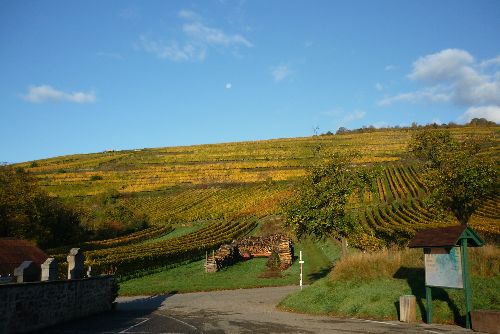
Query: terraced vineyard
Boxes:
[
  {"xmin": 47, "ymin": 224, "xmax": 174, "ymax": 254},
  {"xmin": 21, "ymin": 126, "xmax": 498, "ymax": 275},
  {"xmin": 52, "ymin": 219, "xmax": 257, "ymax": 277}
]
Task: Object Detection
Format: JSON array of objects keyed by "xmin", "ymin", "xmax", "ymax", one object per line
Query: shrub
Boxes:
[
  {"xmin": 330, "ymin": 245, "xmax": 500, "ymax": 282},
  {"xmin": 331, "ymin": 248, "xmax": 423, "ymax": 281},
  {"xmin": 266, "ymin": 251, "xmax": 281, "ymax": 270}
]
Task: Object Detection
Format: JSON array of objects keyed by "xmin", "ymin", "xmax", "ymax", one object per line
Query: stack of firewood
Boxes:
[
  {"xmin": 205, "ymin": 243, "xmax": 240, "ymax": 272},
  {"xmin": 277, "ymin": 239, "xmax": 294, "ymax": 269},
  {"xmin": 214, "ymin": 243, "xmax": 240, "ymax": 268},
  {"xmin": 204, "ymin": 234, "xmax": 294, "ymax": 272}
]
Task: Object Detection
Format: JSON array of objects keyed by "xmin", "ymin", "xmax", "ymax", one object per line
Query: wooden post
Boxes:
[
  {"xmin": 426, "ymin": 286, "xmax": 433, "ymax": 324},
  {"xmin": 461, "ymin": 239, "xmax": 472, "ymax": 329},
  {"xmin": 341, "ymin": 238, "xmax": 348, "ymax": 258},
  {"xmin": 399, "ymin": 295, "xmax": 416, "ymax": 323}
]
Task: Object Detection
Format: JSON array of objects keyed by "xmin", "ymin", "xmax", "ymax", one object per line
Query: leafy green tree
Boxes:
[
  {"xmin": 0, "ymin": 166, "xmax": 85, "ymax": 247},
  {"xmin": 282, "ymin": 152, "xmax": 375, "ymax": 241},
  {"xmin": 78, "ymin": 188, "xmax": 149, "ymax": 239},
  {"xmin": 409, "ymin": 129, "xmax": 498, "ymax": 225}
]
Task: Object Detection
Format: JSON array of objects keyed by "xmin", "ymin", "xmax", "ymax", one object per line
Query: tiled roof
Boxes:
[{"xmin": 0, "ymin": 238, "xmax": 48, "ymax": 276}]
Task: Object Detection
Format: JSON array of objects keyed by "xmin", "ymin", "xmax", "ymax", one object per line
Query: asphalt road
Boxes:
[{"xmin": 39, "ymin": 286, "xmax": 477, "ymax": 334}]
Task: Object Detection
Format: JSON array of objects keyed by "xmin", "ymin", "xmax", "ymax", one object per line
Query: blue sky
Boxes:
[{"xmin": 1, "ymin": 0, "xmax": 499, "ymax": 163}]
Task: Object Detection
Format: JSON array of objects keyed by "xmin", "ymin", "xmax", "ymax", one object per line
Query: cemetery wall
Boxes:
[{"xmin": 0, "ymin": 276, "xmax": 115, "ymax": 334}]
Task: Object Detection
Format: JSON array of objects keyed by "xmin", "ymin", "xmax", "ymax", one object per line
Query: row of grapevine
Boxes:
[
  {"xmin": 83, "ymin": 218, "xmax": 257, "ymax": 276},
  {"xmin": 127, "ymin": 183, "xmax": 292, "ymax": 223},
  {"xmin": 374, "ymin": 165, "xmax": 426, "ymax": 204},
  {"xmin": 351, "ymin": 199, "xmax": 454, "ymax": 250},
  {"xmin": 475, "ymin": 195, "xmax": 500, "ymax": 219},
  {"xmin": 48, "ymin": 225, "xmax": 174, "ymax": 255}
]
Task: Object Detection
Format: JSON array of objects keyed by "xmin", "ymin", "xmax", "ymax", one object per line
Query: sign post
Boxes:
[
  {"xmin": 461, "ymin": 238, "xmax": 473, "ymax": 329},
  {"xmin": 409, "ymin": 225, "xmax": 484, "ymax": 329},
  {"xmin": 299, "ymin": 251, "xmax": 304, "ymax": 290}
]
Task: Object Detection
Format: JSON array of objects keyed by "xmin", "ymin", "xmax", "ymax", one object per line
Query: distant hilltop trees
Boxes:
[{"xmin": 323, "ymin": 118, "xmax": 498, "ymax": 136}]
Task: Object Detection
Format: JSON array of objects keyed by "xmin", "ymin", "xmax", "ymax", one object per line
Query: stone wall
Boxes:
[{"xmin": 0, "ymin": 276, "xmax": 115, "ymax": 334}]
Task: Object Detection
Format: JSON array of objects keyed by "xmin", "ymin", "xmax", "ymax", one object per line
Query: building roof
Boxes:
[
  {"xmin": 408, "ymin": 225, "xmax": 484, "ymax": 248},
  {"xmin": 0, "ymin": 238, "xmax": 48, "ymax": 276}
]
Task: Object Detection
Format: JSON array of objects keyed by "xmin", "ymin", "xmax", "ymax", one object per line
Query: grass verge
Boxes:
[
  {"xmin": 119, "ymin": 237, "xmax": 341, "ymax": 295},
  {"xmin": 279, "ymin": 246, "xmax": 500, "ymax": 325}
]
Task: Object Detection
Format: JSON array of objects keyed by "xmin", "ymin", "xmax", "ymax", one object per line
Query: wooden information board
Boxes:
[{"xmin": 425, "ymin": 247, "xmax": 463, "ymax": 288}]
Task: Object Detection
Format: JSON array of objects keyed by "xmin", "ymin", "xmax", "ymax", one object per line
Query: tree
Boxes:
[
  {"xmin": 0, "ymin": 166, "xmax": 85, "ymax": 247},
  {"xmin": 468, "ymin": 118, "xmax": 497, "ymax": 127},
  {"xmin": 336, "ymin": 127, "xmax": 349, "ymax": 135},
  {"xmin": 409, "ymin": 129, "xmax": 498, "ymax": 225},
  {"xmin": 282, "ymin": 152, "xmax": 375, "ymax": 243}
]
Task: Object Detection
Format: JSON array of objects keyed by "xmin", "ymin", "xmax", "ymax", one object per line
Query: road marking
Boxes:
[
  {"xmin": 156, "ymin": 313, "xmax": 203, "ymax": 333},
  {"xmin": 360, "ymin": 319, "xmax": 399, "ymax": 326},
  {"xmin": 119, "ymin": 318, "xmax": 151, "ymax": 333}
]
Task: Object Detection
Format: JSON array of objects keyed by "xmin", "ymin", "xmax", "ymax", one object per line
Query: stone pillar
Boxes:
[
  {"xmin": 13, "ymin": 261, "xmax": 41, "ymax": 283},
  {"xmin": 67, "ymin": 248, "xmax": 85, "ymax": 279},
  {"xmin": 41, "ymin": 258, "xmax": 58, "ymax": 281}
]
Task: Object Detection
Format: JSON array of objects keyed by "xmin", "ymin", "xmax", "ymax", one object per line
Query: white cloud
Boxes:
[
  {"xmin": 139, "ymin": 36, "xmax": 206, "ymax": 62},
  {"xmin": 322, "ymin": 108, "xmax": 366, "ymax": 128},
  {"xmin": 23, "ymin": 85, "xmax": 96, "ymax": 104},
  {"xmin": 462, "ymin": 105, "xmax": 500, "ymax": 123},
  {"xmin": 378, "ymin": 49, "xmax": 500, "ymax": 123},
  {"xmin": 385, "ymin": 65, "xmax": 397, "ymax": 71},
  {"xmin": 409, "ymin": 49, "xmax": 474, "ymax": 82},
  {"xmin": 375, "ymin": 83, "xmax": 384, "ymax": 91},
  {"xmin": 342, "ymin": 110, "xmax": 366, "ymax": 123},
  {"xmin": 225, "ymin": 83, "xmax": 232, "ymax": 89},
  {"xmin": 479, "ymin": 55, "xmax": 500, "ymax": 68},
  {"xmin": 183, "ymin": 21, "xmax": 252, "ymax": 48},
  {"xmin": 178, "ymin": 9, "xmax": 201, "ymax": 21},
  {"xmin": 378, "ymin": 87, "xmax": 451, "ymax": 106},
  {"xmin": 271, "ymin": 64, "xmax": 293, "ymax": 82},
  {"xmin": 138, "ymin": 9, "xmax": 252, "ymax": 62},
  {"xmin": 373, "ymin": 121, "xmax": 389, "ymax": 129}
]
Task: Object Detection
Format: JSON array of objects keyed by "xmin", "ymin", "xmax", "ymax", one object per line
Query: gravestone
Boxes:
[
  {"xmin": 67, "ymin": 248, "xmax": 85, "ymax": 279},
  {"xmin": 41, "ymin": 258, "xmax": 58, "ymax": 281},
  {"xmin": 14, "ymin": 261, "xmax": 41, "ymax": 283}
]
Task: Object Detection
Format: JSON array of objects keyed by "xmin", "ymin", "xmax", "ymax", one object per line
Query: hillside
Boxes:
[{"xmin": 12, "ymin": 126, "xmax": 500, "ymax": 276}]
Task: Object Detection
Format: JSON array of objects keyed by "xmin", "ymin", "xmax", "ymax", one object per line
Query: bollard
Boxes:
[{"xmin": 400, "ymin": 295, "xmax": 417, "ymax": 323}]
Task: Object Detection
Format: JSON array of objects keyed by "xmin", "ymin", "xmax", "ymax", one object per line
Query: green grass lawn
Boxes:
[
  {"xmin": 279, "ymin": 248, "xmax": 500, "ymax": 327},
  {"xmin": 119, "ymin": 237, "xmax": 341, "ymax": 295},
  {"xmin": 119, "ymin": 258, "xmax": 298, "ymax": 295},
  {"xmin": 279, "ymin": 275, "xmax": 500, "ymax": 325}
]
